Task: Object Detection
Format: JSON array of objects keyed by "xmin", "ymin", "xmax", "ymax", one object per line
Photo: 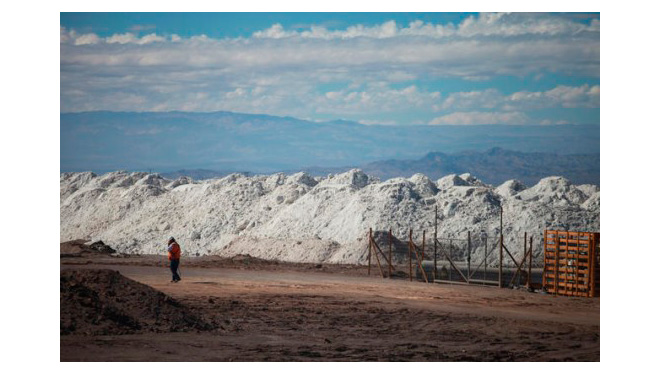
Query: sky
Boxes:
[{"xmin": 60, "ymin": 12, "xmax": 600, "ymax": 126}]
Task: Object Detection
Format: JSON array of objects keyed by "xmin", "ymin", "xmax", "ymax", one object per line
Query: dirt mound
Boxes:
[
  {"xmin": 230, "ymin": 253, "xmax": 278, "ymax": 266},
  {"xmin": 60, "ymin": 239, "xmax": 116, "ymax": 257},
  {"xmin": 60, "ymin": 269, "xmax": 213, "ymax": 335},
  {"xmin": 88, "ymin": 240, "xmax": 116, "ymax": 254}
]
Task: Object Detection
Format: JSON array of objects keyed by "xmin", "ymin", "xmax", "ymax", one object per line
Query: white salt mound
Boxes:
[{"xmin": 60, "ymin": 170, "xmax": 599, "ymax": 266}]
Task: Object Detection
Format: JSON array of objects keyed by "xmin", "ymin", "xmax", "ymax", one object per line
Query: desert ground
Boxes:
[{"xmin": 60, "ymin": 249, "xmax": 599, "ymax": 362}]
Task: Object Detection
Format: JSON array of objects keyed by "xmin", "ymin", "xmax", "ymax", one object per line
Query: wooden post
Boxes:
[
  {"xmin": 422, "ymin": 230, "xmax": 426, "ymax": 261},
  {"xmin": 449, "ymin": 239, "xmax": 453, "ymax": 282},
  {"xmin": 484, "ymin": 235, "xmax": 488, "ymax": 282},
  {"xmin": 409, "ymin": 229, "xmax": 413, "ymax": 282},
  {"xmin": 527, "ymin": 235, "xmax": 533, "ymax": 288},
  {"xmin": 499, "ymin": 205, "xmax": 504, "ymax": 288},
  {"xmin": 389, "ymin": 228, "xmax": 393, "ymax": 274},
  {"xmin": 368, "ymin": 228, "xmax": 372, "ymax": 276},
  {"xmin": 411, "ymin": 242, "xmax": 429, "ymax": 283},
  {"xmin": 371, "ymin": 240, "xmax": 392, "ymax": 274},
  {"xmin": 522, "ymin": 232, "xmax": 526, "ymax": 286},
  {"xmin": 508, "ymin": 245, "xmax": 533, "ymax": 288},
  {"xmin": 467, "ymin": 231, "xmax": 471, "ymax": 284},
  {"xmin": 434, "ymin": 206, "xmax": 438, "ymax": 280},
  {"xmin": 371, "ymin": 237, "xmax": 385, "ymax": 278}
]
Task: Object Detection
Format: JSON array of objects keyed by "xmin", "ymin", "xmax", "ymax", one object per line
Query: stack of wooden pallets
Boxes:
[{"xmin": 543, "ymin": 230, "xmax": 600, "ymax": 297}]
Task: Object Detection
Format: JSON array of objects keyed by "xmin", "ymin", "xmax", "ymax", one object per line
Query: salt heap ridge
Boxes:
[{"xmin": 60, "ymin": 170, "xmax": 600, "ymax": 265}]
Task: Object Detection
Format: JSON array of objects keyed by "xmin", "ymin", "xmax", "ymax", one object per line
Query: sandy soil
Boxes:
[{"xmin": 60, "ymin": 253, "xmax": 599, "ymax": 361}]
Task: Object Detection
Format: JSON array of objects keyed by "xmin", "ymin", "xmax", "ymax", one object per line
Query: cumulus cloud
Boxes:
[
  {"xmin": 314, "ymin": 84, "xmax": 440, "ymax": 115},
  {"xmin": 251, "ymin": 13, "xmax": 599, "ymax": 39},
  {"xmin": 429, "ymin": 111, "xmax": 532, "ymax": 126},
  {"xmin": 507, "ymin": 84, "xmax": 600, "ymax": 109},
  {"xmin": 439, "ymin": 85, "xmax": 600, "ymax": 112}
]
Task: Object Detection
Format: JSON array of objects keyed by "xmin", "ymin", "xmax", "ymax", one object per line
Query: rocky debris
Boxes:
[
  {"xmin": 60, "ymin": 269, "xmax": 213, "ymax": 335},
  {"xmin": 87, "ymin": 240, "xmax": 116, "ymax": 254},
  {"xmin": 60, "ymin": 239, "xmax": 115, "ymax": 256}
]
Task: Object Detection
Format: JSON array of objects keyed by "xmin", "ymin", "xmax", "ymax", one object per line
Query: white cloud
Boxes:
[
  {"xmin": 358, "ymin": 119, "xmax": 398, "ymax": 126},
  {"xmin": 439, "ymin": 85, "xmax": 600, "ymax": 112},
  {"xmin": 106, "ymin": 33, "xmax": 139, "ymax": 44},
  {"xmin": 437, "ymin": 89, "xmax": 503, "ymax": 111},
  {"xmin": 253, "ymin": 23, "xmax": 298, "ymax": 39},
  {"xmin": 60, "ymin": 22, "xmax": 598, "ymax": 78},
  {"xmin": 136, "ymin": 33, "xmax": 167, "ymax": 44},
  {"xmin": 456, "ymin": 12, "xmax": 599, "ymax": 37},
  {"xmin": 507, "ymin": 84, "xmax": 600, "ymax": 109},
  {"xmin": 312, "ymin": 84, "xmax": 440, "ymax": 115},
  {"xmin": 429, "ymin": 111, "xmax": 531, "ymax": 126},
  {"xmin": 251, "ymin": 13, "xmax": 599, "ymax": 40},
  {"xmin": 73, "ymin": 33, "xmax": 101, "ymax": 46}
]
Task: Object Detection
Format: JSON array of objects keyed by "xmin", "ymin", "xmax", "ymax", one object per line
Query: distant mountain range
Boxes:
[
  {"xmin": 61, "ymin": 111, "xmax": 599, "ymax": 174},
  {"xmin": 160, "ymin": 147, "xmax": 599, "ymax": 186},
  {"xmin": 161, "ymin": 169, "xmax": 253, "ymax": 180},
  {"xmin": 358, "ymin": 147, "xmax": 599, "ymax": 186}
]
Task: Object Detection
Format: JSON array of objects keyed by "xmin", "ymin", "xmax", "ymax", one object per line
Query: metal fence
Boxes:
[{"xmin": 368, "ymin": 228, "xmax": 545, "ymax": 289}]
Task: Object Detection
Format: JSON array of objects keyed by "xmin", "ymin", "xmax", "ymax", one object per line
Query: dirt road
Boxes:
[{"xmin": 60, "ymin": 258, "xmax": 599, "ymax": 361}]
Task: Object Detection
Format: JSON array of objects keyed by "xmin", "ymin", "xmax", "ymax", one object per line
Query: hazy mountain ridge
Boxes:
[
  {"xmin": 360, "ymin": 148, "xmax": 599, "ymax": 186},
  {"xmin": 61, "ymin": 111, "xmax": 599, "ymax": 173},
  {"xmin": 159, "ymin": 148, "xmax": 599, "ymax": 186}
]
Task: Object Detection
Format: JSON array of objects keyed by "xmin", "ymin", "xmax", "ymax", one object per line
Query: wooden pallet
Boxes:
[{"xmin": 543, "ymin": 230, "xmax": 600, "ymax": 297}]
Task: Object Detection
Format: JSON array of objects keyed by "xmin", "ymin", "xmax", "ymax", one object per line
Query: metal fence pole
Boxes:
[
  {"xmin": 528, "ymin": 235, "xmax": 533, "ymax": 288},
  {"xmin": 434, "ymin": 206, "xmax": 438, "ymax": 281},
  {"xmin": 368, "ymin": 228, "xmax": 372, "ymax": 276},
  {"xmin": 467, "ymin": 231, "xmax": 471, "ymax": 284},
  {"xmin": 522, "ymin": 232, "xmax": 527, "ymax": 286},
  {"xmin": 389, "ymin": 228, "xmax": 393, "ymax": 274},
  {"xmin": 422, "ymin": 230, "xmax": 426, "ymax": 261},
  {"xmin": 499, "ymin": 206, "xmax": 503, "ymax": 288},
  {"xmin": 449, "ymin": 239, "xmax": 453, "ymax": 282},
  {"xmin": 409, "ymin": 229, "xmax": 413, "ymax": 282},
  {"xmin": 484, "ymin": 236, "xmax": 487, "ymax": 282}
]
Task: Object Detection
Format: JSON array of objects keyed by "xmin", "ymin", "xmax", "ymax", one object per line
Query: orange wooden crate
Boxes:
[{"xmin": 543, "ymin": 230, "xmax": 600, "ymax": 297}]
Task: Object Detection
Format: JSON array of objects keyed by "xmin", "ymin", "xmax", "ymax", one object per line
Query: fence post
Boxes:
[
  {"xmin": 368, "ymin": 228, "xmax": 372, "ymax": 276},
  {"xmin": 484, "ymin": 235, "xmax": 487, "ymax": 282},
  {"xmin": 422, "ymin": 230, "xmax": 426, "ymax": 261},
  {"xmin": 434, "ymin": 206, "xmax": 438, "ymax": 280},
  {"xmin": 499, "ymin": 205, "xmax": 504, "ymax": 288},
  {"xmin": 467, "ymin": 231, "xmax": 471, "ymax": 284},
  {"xmin": 522, "ymin": 232, "xmax": 527, "ymax": 286},
  {"xmin": 389, "ymin": 228, "xmax": 393, "ymax": 274},
  {"xmin": 449, "ymin": 239, "xmax": 453, "ymax": 282},
  {"xmin": 528, "ymin": 235, "xmax": 533, "ymax": 288},
  {"xmin": 409, "ymin": 229, "xmax": 413, "ymax": 282}
]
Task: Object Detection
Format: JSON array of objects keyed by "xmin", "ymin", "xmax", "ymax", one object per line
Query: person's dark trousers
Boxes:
[{"xmin": 170, "ymin": 259, "xmax": 181, "ymax": 281}]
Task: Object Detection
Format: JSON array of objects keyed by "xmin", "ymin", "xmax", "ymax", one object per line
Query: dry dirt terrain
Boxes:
[{"xmin": 60, "ymin": 250, "xmax": 599, "ymax": 361}]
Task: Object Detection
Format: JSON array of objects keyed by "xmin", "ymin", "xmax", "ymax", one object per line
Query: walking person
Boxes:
[{"xmin": 167, "ymin": 237, "xmax": 182, "ymax": 283}]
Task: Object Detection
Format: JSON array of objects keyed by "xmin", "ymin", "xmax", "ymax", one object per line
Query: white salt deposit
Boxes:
[{"xmin": 60, "ymin": 169, "xmax": 600, "ymax": 266}]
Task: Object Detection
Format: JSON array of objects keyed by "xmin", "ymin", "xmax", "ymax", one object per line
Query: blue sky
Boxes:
[{"xmin": 60, "ymin": 12, "xmax": 600, "ymax": 126}]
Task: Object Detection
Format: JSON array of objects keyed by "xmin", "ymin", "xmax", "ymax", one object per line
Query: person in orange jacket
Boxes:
[{"xmin": 167, "ymin": 237, "xmax": 182, "ymax": 283}]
